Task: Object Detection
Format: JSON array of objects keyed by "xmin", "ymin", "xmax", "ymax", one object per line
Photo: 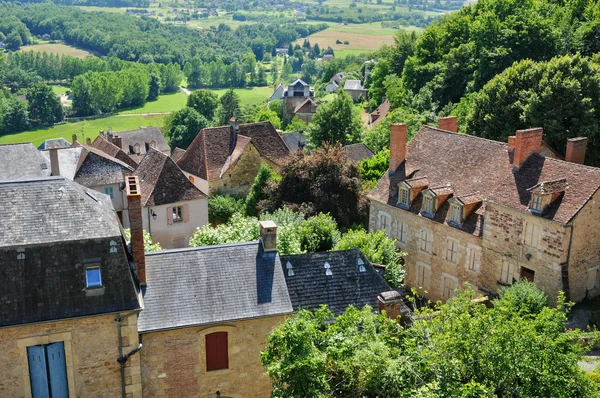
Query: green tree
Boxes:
[
  {"xmin": 309, "ymin": 90, "xmax": 363, "ymax": 147},
  {"xmin": 71, "ymin": 74, "xmax": 94, "ymax": 116},
  {"xmin": 0, "ymin": 95, "xmax": 29, "ymax": 134},
  {"xmin": 164, "ymin": 106, "xmax": 208, "ymax": 149},
  {"xmin": 5, "ymin": 31, "xmax": 23, "ymax": 51},
  {"xmin": 284, "ymin": 115, "xmax": 307, "ymax": 132},
  {"xmin": 187, "ymin": 89, "xmax": 219, "ymax": 120},
  {"xmin": 245, "ymin": 164, "xmax": 278, "ymax": 217},
  {"xmin": 26, "ymin": 82, "xmax": 63, "ymax": 125},
  {"xmin": 217, "ymin": 89, "xmax": 241, "ymax": 125},
  {"xmin": 148, "ymin": 72, "xmax": 161, "ymax": 101},
  {"xmin": 358, "ymin": 148, "xmax": 389, "ymax": 185},
  {"xmin": 299, "ymin": 213, "xmax": 340, "ymax": 252},
  {"xmin": 254, "ymin": 107, "xmax": 281, "ymax": 129},
  {"xmin": 208, "ymin": 195, "xmax": 245, "ymax": 225},
  {"xmin": 123, "ymin": 228, "xmax": 162, "ymax": 252}
]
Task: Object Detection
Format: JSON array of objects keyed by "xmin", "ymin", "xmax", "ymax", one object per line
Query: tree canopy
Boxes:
[
  {"xmin": 309, "ymin": 90, "xmax": 363, "ymax": 147},
  {"xmin": 164, "ymin": 107, "xmax": 208, "ymax": 149}
]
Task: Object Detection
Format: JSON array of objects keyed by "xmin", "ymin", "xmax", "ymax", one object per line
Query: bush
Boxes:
[
  {"xmin": 245, "ymin": 165, "xmax": 278, "ymax": 217},
  {"xmin": 496, "ymin": 280, "xmax": 549, "ymax": 316},
  {"xmin": 190, "ymin": 213, "xmax": 259, "ymax": 247},
  {"xmin": 123, "ymin": 228, "xmax": 162, "ymax": 252},
  {"xmin": 208, "ymin": 195, "xmax": 245, "ymax": 225},
  {"xmin": 358, "ymin": 148, "xmax": 389, "ymax": 185},
  {"xmin": 299, "ymin": 213, "xmax": 341, "ymax": 253}
]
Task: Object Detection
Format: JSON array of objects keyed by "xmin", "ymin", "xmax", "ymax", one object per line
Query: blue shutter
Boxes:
[
  {"xmin": 47, "ymin": 342, "xmax": 69, "ymax": 398},
  {"xmin": 27, "ymin": 345, "xmax": 50, "ymax": 398}
]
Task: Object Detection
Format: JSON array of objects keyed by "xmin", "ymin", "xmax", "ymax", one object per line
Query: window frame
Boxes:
[
  {"xmin": 500, "ymin": 260, "xmax": 516, "ymax": 285},
  {"xmin": 103, "ymin": 186, "xmax": 114, "ymax": 200},
  {"xmin": 378, "ymin": 211, "xmax": 391, "ymax": 234},
  {"xmin": 465, "ymin": 244, "xmax": 482, "ymax": 272},
  {"xmin": 85, "ymin": 266, "xmax": 102, "ymax": 288},
  {"xmin": 398, "ymin": 187, "xmax": 410, "ymax": 207},
  {"xmin": 441, "ymin": 273, "xmax": 458, "ymax": 300},
  {"xmin": 419, "ymin": 227, "xmax": 433, "ymax": 254},
  {"xmin": 445, "ymin": 238, "xmax": 459, "ymax": 264},
  {"xmin": 523, "ymin": 221, "xmax": 541, "ymax": 248},
  {"xmin": 205, "ymin": 332, "xmax": 229, "ymax": 372},
  {"xmin": 172, "ymin": 206, "xmax": 183, "ymax": 223},
  {"xmin": 530, "ymin": 194, "xmax": 543, "ymax": 213},
  {"xmin": 448, "ymin": 203, "xmax": 462, "ymax": 225},
  {"xmin": 398, "ymin": 221, "xmax": 408, "ymax": 244},
  {"xmin": 415, "ymin": 261, "xmax": 431, "ymax": 290},
  {"xmin": 421, "ymin": 194, "xmax": 435, "ymax": 216}
]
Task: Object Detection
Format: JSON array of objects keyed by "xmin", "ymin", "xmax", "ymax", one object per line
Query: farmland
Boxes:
[{"xmin": 20, "ymin": 42, "xmax": 95, "ymax": 59}]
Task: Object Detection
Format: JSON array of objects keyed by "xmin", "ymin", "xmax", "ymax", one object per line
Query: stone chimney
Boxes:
[
  {"xmin": 513, "ymin": 128, "xmax": 543, "ymax": 167},
  {"xmin": 259, "ymin": 220, "xmax": 277, "ymax": 252},
  {"xmin": 72, "ymin": 134, "xmax": 78, "ymax": 144},
  {"xmin": 389, "ymin": 123, "xmax": 407, "ymax": 174},
  {"xmin": 438, "ymin": 116, "xmax": 458, "ymax": 133},
  {"xmin": 112, "ymin": 135, "xmax": 123, "ymax": 149},
  {"xmin": 565, "ymin": 137, "xmax": 587, "ymax": 164},
  {"xmin": 49, "ymin": 147, "xmax": 60, "ymax": 177},
  {"xmin": 230, "ymin": 117, "xmax": 240, "ymax": 132},
  {"xmin": 377, "ymin": 290, "xmax": 405, "ymax": 322},
  {"xmin": 86, "ymin": 137, "xmax": 91, "ymax": 145},
  {"xmin": 126, "ymin": 176, "xmax": 146, "ymax": 286}
]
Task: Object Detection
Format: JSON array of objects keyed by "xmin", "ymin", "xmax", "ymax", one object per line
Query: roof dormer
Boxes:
[
  {"xmin": 397, "ymin": 176, "xmax": 428, "ymax": 209},
  {"xmin": 446, "ymin": 192, "xmax": 482, "ymax": 227},
  {"xmin": 420, "ymin": 185, "xmax": 453, "ymax": 218},
  {"xmin": 527, "ymin": 178, "xmax": 567, "ymax": 214}
]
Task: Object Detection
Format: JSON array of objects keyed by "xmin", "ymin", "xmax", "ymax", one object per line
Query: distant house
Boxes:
[
  {"xmin": 99, "ymin": 127, "xmax": 170, "ymax": 163},
  {"xmin": 282, "ymin": 79, "xmax": 315, "ymax": 124},
  {"xmin": 326, "ymin": 80, "xmax": 339, "ymax": 93},
  {"xmin": 370, "ymin": 98, "xmax": 390, "ymax": 128},
  {"xmin": 40, "ymin": 33, "xmax": 51, "ymax": 40},
  {"xmin": 322, "ymin": 54, "xmax": 334, "ymax": 61},
  {"xmin": 0, "ymin": 143, "xmax": 51, "ymax": 179},
  {"xmin": 343, "ymin": 143, "xmax": 375, "ymax": 163},
  {"xmin": 294, "ymin": 98, "xmax": 318, "ymax": 123},
  {"xmin": 177, "ymin": 120, "xmax": 291, "ymax": 195},
  {"xmin": 269, "ymin": 83, "xmax": 285, "ymax": 102},
  {"xmin": 344, "ymin": 79, "xmax": 368, "ymax": 102},
  {"xmin": 326, "ymin": 72, "xmax": 346, "ymax": 93},
  {"xmin": 91, "ymin": 134, "xmax": 138, "ymax": 168},
  {"xmin": 275, "ymin": 47, "xmax": 288, "ymax": 55},
  {"xmin": 37, "ymin": 138, "xmax": 72, "ymax": 150}
]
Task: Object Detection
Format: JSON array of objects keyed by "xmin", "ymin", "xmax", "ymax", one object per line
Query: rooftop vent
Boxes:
[
  {"xmin": 286, "ymin": 261, "xmax": 294, "ymax": 276},
  {"xmin": 358, "ymin": 258, "xmax": 366, "ymax": 273},
  {"xmin": 324, "ymin": 262, "xmax": 332, "ymax": 276}
]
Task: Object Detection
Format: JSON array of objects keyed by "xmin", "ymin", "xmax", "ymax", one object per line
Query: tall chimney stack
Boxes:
[
  {"xmin": 259, "ymin": 221, "xmax": 277, "ymax": 252},
  {"xmin": 513, "ymin": 128, "xmax": 543, "ymax": 167},
  {"xmin": 49, "ymin": 147, "xmax": 60, "ymax": 176},
  {"xmin": 565, "ymin": 137, "xmax": 587, "ymax": 164},
  {"xmin": 230, "ymin": 117, "xmax": 239, "ymax": 132},
  {"xmin": 72, "ymin": 134, "xmax": 78, "ymax": 144},
  {"xmin": 126, "ymin": 176, "xmax": 146, "ymax": 286},
  {"xmin": 389, "ymin": 123, "xmax": 407, "ymax": 174},
  {"xmin": 86, "ymin": 137, "xmax": 92, "ymax": 145},
  {"xmin": 438, "ymin": 116, "xmax": 458, "ymax": 133},
  {"xmin": 112, "ymin": 135, "xmax": 123, "ymax": 149}
]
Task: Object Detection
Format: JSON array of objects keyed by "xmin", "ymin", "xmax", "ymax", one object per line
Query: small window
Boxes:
[
  {"xmin": 206, "ymin": 332, "xmax": 228, "ymax": 371},
  {"xmin": 448, "ymin": 204, "xmax": 462, "ymax": 225},
  {"xmin": 173, "ymin": 206, "xmax": 183, "ymax": 222},
  {"xmin": 422, "ymin": 195, "xmax": 435, "ymax": 215},
  {"xmin": 28, "ymin": 342, "xmax": 69, "ymax": 397},
  {"xmin": 500, "ymin": 261, "xmax": 516, "ymax": 285},
  {"xmin": 133, "ymin": 143, "xmax": 141, "ymax": 155},
  {"xmin": 399, "ymin": 188, "xmax": 410, "ymax": 207},
  {"xmin": 378, "ymin": 211, "xmax": 391, "ymax": 234},
  {"xmin": 104, "ymin": 186, "xmax": 114, "ymax": 200},
  {"xmin": 520, "ymin": 267, "xmax": 535, "ymax": 282},
  {"xmin": 398, "ymin": 221, "xmax": 408, "ymax": 244},
  {"xmin": 530, "ymin": 194, "xmax": 543, "ymax": 212},
  {"xmin": 85, "ymin": 266, "xmax": 102, "ymax": 288},
  {"xmin": 419, "ymin": 227, "xmax": 433, "ymax": 254},
  {"xmin": 445, "ymin": 238, "xmax": 458, "ymax": 264},
  {"xmin": 441, "ymin": 274, "xmax": 458, "ymax": 300},
  {"xmin": 415, "ymin": 262, "xmax": 431, "ymax": 289}
]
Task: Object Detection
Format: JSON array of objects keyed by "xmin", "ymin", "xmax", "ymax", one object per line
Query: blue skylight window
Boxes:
[{"xmin": 85, "ymin": 267, "xmax": 102, "ymax": 288}]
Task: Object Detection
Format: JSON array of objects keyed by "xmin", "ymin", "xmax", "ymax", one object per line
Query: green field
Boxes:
[
  {"xmin": 188, "ymin": 86, "xmax": 272, "ymax": 106},
  {"xmin": 118, "ymin": 91, "xmax": 188, "ymax": 114},
  {"xmin": 51, "ymin": 84, "xmax": 70, "ymax": 96},
  {"xmin": 0, "ymin": 115, "xmax": 167, "ymax": 147},
  {"xmin": 20, "ymin": 42, "xmax": 94, "ymax": 59}
]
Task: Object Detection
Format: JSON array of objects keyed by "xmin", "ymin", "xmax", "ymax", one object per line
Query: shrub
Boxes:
[
  {"xmin": 123, "ymin": 228, "xmax": 162, "ymax": 252},
  {"xmin": 245, "ymin": 164, "xmax": 278, "ymax": 217},
  {"xmin": 496, "ymin": 280, "xmax": 549, "ymax": 316},
  {"xmin": 190, "ymin": 213, "xmax": 259, "ymax": 247},
  {"xmin": 299, "ymin": 213, "xmax": 341, "ymax": 253},
  {"xmin": 208, "ymin": 195, "xmax": 245, "ymax": 225}
]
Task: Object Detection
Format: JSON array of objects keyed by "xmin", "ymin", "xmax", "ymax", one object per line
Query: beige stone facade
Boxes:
[
  {"xmin": 140, "ymin": 315, "xmax": 286, "ymax": 398},
  {"xmin": 0, "ymin": 312, "xmax": 141, "ymax": 398}
]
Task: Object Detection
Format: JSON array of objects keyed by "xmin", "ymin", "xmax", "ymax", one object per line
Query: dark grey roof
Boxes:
[
  {"xmin": 138, "ymin": 242, "xmax": 293, "ymax": 332},
  {"xmin": 344, "ymin": 80, "xmax": 365, "ymax": 91},
  {"xmin": 0, "ymin": 177, "xmax": 121, "ymax": 247},
  {"xmin": 40, "ymin": 147, "xmax": 83, "ymax": 180},
  {"xmin": 281, "ymin": 132, "xmax": 307, "ymax": 153},
  {"xmin": 280, "ymin": 249, "xmax": 393, "ymax": 316},
  {"xmin": 73, "ymin": 146, "xmax": 134, "ymax": 187},
  {"xmin": 343, "ymin": 143, "xmax": 375, "ymax": 163},
  {"xmin": 0, "ymin": 143, "xmax": 50, "ymax": 180},
  {"xmin": 113, "ymin": 127, "xmax": 170, "ymax": 162},
  {"xmin": 37, "ymin": 138, "xmax": 71, "ymax": 150}
]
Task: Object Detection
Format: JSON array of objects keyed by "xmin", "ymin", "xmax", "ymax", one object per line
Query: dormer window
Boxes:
[
  {"xmin": 133, "ymin": 143, "xmax": 141, "ymax": 155},
  {"xmin": 398, "ymin": 177, "xmax": 429, "ymax": 209},
  {"xmin": 448, "ymin": 203, "xmax": 463, "ymax": 225},
  {"xmin": 530, "ymin": 194, "xmax": 543, "ymax": 213},
  {"xmin": 399, "ymin": 187, "xmax": 410, "ymax": 207},
  {"xmin": 527, "ymin": 178, "xmax": 567, "ymax": 215},
  {"xmin": 421, "ymin": 194, "xmax": 435, "ymax": 216}
]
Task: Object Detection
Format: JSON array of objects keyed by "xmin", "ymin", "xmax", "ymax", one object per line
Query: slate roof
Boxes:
[
  {"xmin": 280, "ymin": 249, "xmax": 394, "ymax": 316},
  {"xmin": 170, "ymin": 147, "xmax": 186, "ymax": 163},
  {"xmin": 281, "ymin": 132, "xmax": 306, "ymax": 153},
  {"xmin": 138, "ymin": 242, "xmax": 293, "ymax": 332},
  {"xmin": 40, "ymin": 147, "xmax": 84, "ymax": 180},
  {"xmin": 344, "ymin": 80, "xmax": 366, "ymax": 91},
  {"xmin": 177, "ymin": 122, "xmax": 291, "ymax": 180},
  {"xmin": 134, "ymin": 149, "xmax": 206, "ymax": 207},
  {"xmin": 0, "ymin": 143, "xmax": 50, "ymax": 180},
  {"xmin": 0, "ymin": 177, "xmax": 141, "ymax": 327},
  {"xmin": 91, "ymin": 135, "xmax": 138, "ymax": 169},
  {"xmin": 73, "ymin": 144, "xmax": 134, "ymax": 187},
  {"xmin": 343, "ymin": 143, "xmax": 375, "ymax": 163},
  {"xmin": 332, "ymin": 72, "xmax": 346, "ymax": 85},
  {"xmin": 37, "ymin": 138, "xmax": 71, "ymax": 150},
  {"xmin": 112, "ymin": 127, "xmax": 170, "ymax": 162}
]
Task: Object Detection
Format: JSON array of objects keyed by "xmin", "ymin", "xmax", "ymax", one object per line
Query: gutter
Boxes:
[{"xmin": 115, "ymin": 311, "xmax": 143, "ymax": 398}]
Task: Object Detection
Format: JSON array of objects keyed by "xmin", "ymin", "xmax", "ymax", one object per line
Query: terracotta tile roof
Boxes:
[
  {"xmin": 112, "ymin": 127, "xmax": 170, "ymax": 163},
  {"xmin": 177, "ymin": 122, "xmax": 291, "ymax": 180},
  {"xmin": 528, "ymin": 178, "xmax": 568, "ymax": 195},
  {"xmin": 170, "ymin": 147, "xmax": 186, "ymax": 163},
  {"xmin": 405, "ymin": 176, "xmax": 429, "ymax": 188},
  {"xmin": 91, "ymin": 135, "xmax": 138, "ymax": 169},
  {"xmin": 430, "ymin": 185, "xmax": 453, "ymax": 196},
  {"xmin": 133, "ymin": 149, "xmax": 207, "ymax": 207},
  {"xmin": 72, "ymin": 142, "xmax": 134, "ymax": 186},
  {"xmin": 294, "ymin": 98, "xmax": 315, "ymax": 114},
  {"xmin": 487, "ymin": 155, "xmax": 600, "ymax": 223},
  {"xmin": 370, "ymin": 99, "xmax": 390, "ymax": 127},
  {"xmin": 456, "ymin": 192, "xmax": 483, "ymax": 205}
]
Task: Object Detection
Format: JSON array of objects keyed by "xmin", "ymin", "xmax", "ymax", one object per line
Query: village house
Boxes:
[
  {"xmin": 344, "ymin": 79, "xmax": 368, "ymax": 102},
  {"xmin": 0, "ymin": 176, "xmax": 143, "ymax": 398},
  {"xmin": 293, "ymin": 97, "xmax": 318, "ymax": 123},
  {"xmin": 132, "ymin": 149, "xmax": 208, "ymax": 249},
  {"xmin": 342, "ymin": 143, "xmax": 375, "ymax": 164},
  {"xmin": 281, "ymin": 131, "xmax": 307, "ymax": 153},
  {"xmin": 369, "ymin": 98, "xmax": 390, "ymax": 128},
  {"xmin": 368, "ymin": 117, "xmax": 600, "ymax": 303},
  {"xmin": 282, "ymin": 78, "xmax": 315, "ymax": 124},
  {"xmin": 98, "ymin": 128, "xmax": 170, "ymax": 163},
  {"xmin": 37, "ymin": 138, "xmax": 71, "ymax": 150},
  {"xmin": 325, "ymin": 72, "xmax": 346, "ymax": 93},
  {"xmin": 0, "ymin": 143, "xmax": 51, "ymax": 179},
  {"xmin": 268, "ymin": 83, "xmax": 285, "ymax": 102},
  {"xmin": 177, "ymin": 120, "xmax": 291, "ymax": 196}
]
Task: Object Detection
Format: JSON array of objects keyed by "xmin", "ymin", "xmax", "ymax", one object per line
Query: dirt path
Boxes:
[{"xmin": 180, "ymin": 86, "xmax": 191, "ymax": 96}]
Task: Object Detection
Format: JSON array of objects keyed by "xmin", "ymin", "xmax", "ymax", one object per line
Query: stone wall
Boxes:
[
  {"xmin": 0, "ymin": 312, "xmax": 141, "ymax": 398},
  {"xmin": 140, "ymin": 315, "xmax": 286, "ymax": 398}
]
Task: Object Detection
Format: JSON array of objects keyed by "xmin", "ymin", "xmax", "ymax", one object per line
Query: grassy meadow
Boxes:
[{"xmin": 20, "ymin": 42, "xmax": 95, "ymax": 59}]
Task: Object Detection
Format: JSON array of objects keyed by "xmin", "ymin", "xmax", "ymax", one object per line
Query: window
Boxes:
[
  {"xmin": 85, "ymin": 266, "xmax": 102, "ymax": 288},
  {"xmin": 104, "ymin": 186, "xmax": 114, "ymax": 200},
  {"xmin": 378, "ymin": 211, "xmax": 391, "ymax": 234},
  {"xmin": 28, "ymin": 342, "xmax": 69, "ymax": 397},
  {"xmin": 587, "ymin": 267, "xmax": 599, "ymax": 292},
  {"xmin": 399, "ymin": 188, "xmax": 410, "ymax": 207},
  {"xmin": 441, "ymin": 274, "xmax": 458, "ymax": 300},
  {"xmin": 466, "ymin": 244, "xmax": 482, "ymax": 272},
  {"xmin": 189, "ymin": 175, "xmax": 195, "ymax": 184},
  {"xmin": 398, "ymin": 221, "xmax": 408, "ymax": 244},
  {"xmin": 445, "ymin": 238, "xmax": 459, "ymax": 264},
  {"xmin": 520, "ymin": 267, "xmax": 535, "ymax": 282},
  {"xmin": 415, "ymin": 262, "xmax": 431, "ymax": 289},
  {"xmin": 422, "ymin": 195, "xmax": 435, "ymax": 215},
  {"xmin": 133, "ymin": 143, "xmax": 141, "ymax": 155},
  {"xmin": 206, "ymin": 332, "xmax": 228, "ymax": 371},
  {"xmin": 523, "ymin": 222, "xmax": 541, "ymax": 247},
  {"xmin": 530, "ymin": 194, "xmax": 543, "ymax": 212},
  {"xmin": 448, "ymin": 204, "xmax": 462, "ymax": 225},
  {"xmin": 500, "ymin": 260, "xmax": 516, "ymax": 285},
  {"xmin": 419, "ymin": 227, "xmax": 433, "ymax": 254},
  {"xmin": 173, "ymin": 206, "xmax": 183, "ymax": 222}
]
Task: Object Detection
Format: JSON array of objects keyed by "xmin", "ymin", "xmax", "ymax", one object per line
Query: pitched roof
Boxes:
[
  {"xmin": 344, "ymin": 80, "xmax": 365, "ymax": 91},
  {"xmin": 138, "ymin": 242, "xmax": 294, "ymax": 332},
  {"xmin": 134, "ymin": 149, "xmax": 207, "ymax": 207},
  {"xmin": 487, "ymin": 155, "xmax": 600, "ymax": 223},
  {"xmin": 37, "ymin": 138, "xmax": 71, "ymax": 150},
  {"xmin": 281, "ymin": 132, "xmax": 306, "ymax": 153},
  {"xmin": 0, "ymin": 177, "xmax": 141, "ymax": 327},
  {"xmin": 111, "ymin": 127, "xmax": 170, "ymax": 162},
  {"xmin": 73, "ymin": 144, "xmax": 134, "ymax": 187},
  {"xmin": 343, "ymin": 143, "xmax": 375, "ymax": 163},
  {"xmin": 177, "ymin": 122, "xmax": 291, "ymax": 180},
  {"xmin": 370, "ymin": 99, "xmax": 390, "ymax": 127},
  {"xmin": 40, "ymin": 147, "xmax": 84, "ymax": 180},
  {"xmin": 290, "ymin": 78, "xmax": 308, "ymax": 87},
  {"xmin": 0, "ymin": 143, "xmax": 50, "ymax": 180},
  {"xmin": 170, "ymin": 147, "xmax": 186, "ymax": 163},
  {"xmin": 280, "ymin": 249, "xmax": 394, "ymax": 316},
  {"xmin": 294, "ymin": 98, "xmax": 316, "ymax": 114},
  {"xmin": 91, "ymin": 135, "xmax": 138, "ymax": 168}
]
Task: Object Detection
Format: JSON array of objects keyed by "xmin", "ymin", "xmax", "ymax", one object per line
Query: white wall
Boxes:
[
  {"xmin": 90, "ymin": 183, "xmax": 125, "ymax": 212},
  {"xmin": 181, "ymin": 171, "xmax": 210, "ymax": 196}
]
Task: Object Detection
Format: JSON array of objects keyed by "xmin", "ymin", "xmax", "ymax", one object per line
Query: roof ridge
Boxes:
[
  {"xmin": 544, "ymin": 155, "xmax": 600, "ymax": 172},
  {"xmin": 422, "ymin": 126, "xmax": 509, "ymax": 147},
  {"xmin": 0, "ymin": 176, "xmax": 65, "ymax": 185},
  {"xmin": 140, "ymin": 151, "xmax": 168, "ymax": 206},
  {"xmin": 145, "ymin": 240, "xmax": 260, "ymax": 256}
]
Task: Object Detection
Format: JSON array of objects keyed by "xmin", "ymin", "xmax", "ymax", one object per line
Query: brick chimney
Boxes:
[
  {"xmin": 49, "ymin": 147, "xmax": 60, "ymax": 176},
  {"xmin": 507, "ymin": 135, "xmax": 516, "ymax": 149},
  {"xmin": 126, "ymin": 176, "xmax": 146, "ymax": 286},
  {"xmin": 438, "ymin": 116, "xmax": 458, "ymax": 133},
  {"xmin": 389, "ymin": 123, "xmax": 407, "ymax": 174},
  {"xmin": 377, "ymin": 290, "xmax": 405, "ymax": 322},
  {"xmin": 86, "ymin": 137, "xmax": 91, "ymax": 145},
  {"xmin": 72, "ymin": 134, "xmax": 78, "ymax": 144},
  {"xmin": 513, "ymin": 128, "xmax": 543, "ymax": 167},
  {"xmin": 112, "ymin": 135, "xmax": 123, "ymax": 149},
  {"xmin": 565, "ymin": 137, "xmax": 587, "ymax": 164},
  {"xmin": 230, "ymin": 117, "xmax": 239, "ymax": 132},
  {"xmin": 259, "ymin": 221, "xmax": 277, "ymax": 252}
]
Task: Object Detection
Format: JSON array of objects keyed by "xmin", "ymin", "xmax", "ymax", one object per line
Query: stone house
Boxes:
[
  {"xmin": 132, "ymin": 149, "xmax": 208, "ymax": 249},
  {"xmin": 368, "ymin": 118, "xmax": 600, "ymax": 303},
  {"xmin": 342, "ymin": 143, "xmax": 375, "ymax": 164},
  {"xmin": 177, "ymin": 120, "xmax": 291, "ymax": 196},
  {"xmin": 282, "ymin": 79, "xmax": 315, "ymax": 124},
  {"xmin": 99, "ymin": 128, "xmax": 170, "ymax": 163},
  {"xmin": 369, "ymin": 98, "xmax": 390, "ymax": 128},
  {"xmin": 268, "ymin": 83, "xmax": 285, "ymax": 102},
  {"xmin": 0, "ymin": 176, "xmax": 143, "ymax": 398},
  {"xmin": 343, "ymin": 80, "xmax": 368, "ymax": 102},
  {"xmin": 293, "ymin": 97, "xmax": 318, "ymax": 123},
  {"xmin": 325, "ymin": 72, "xmax": 346, "ymax": 93}
]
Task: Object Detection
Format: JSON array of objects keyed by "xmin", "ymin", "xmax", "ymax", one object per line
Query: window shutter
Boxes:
[
  {"xmin": 587, "ymin": 268, "xmax": 598, "ymax": 291},
  {"xmin": 206, "ymin": 332, "xmax": 228, "ymax": 371},
  {"xmin": 167, "ymin": 207, "xmax": 173, "ymax": 225},
  {"xmin": 27, "ymin": 345, "xmax": 50, "ymax": 398},
  {"xmin": 47, "ymin": 342, "xmax": 69, "ymax": 398},
  {"xmin": 424, "ymin": 267, "xmax": 431, "ymax": 289},
  {"xmin": 182, "ymin": 204, "xmax": 190, "ymax": 222}
]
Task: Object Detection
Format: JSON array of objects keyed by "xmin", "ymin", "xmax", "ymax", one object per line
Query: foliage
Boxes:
[
  {"xmin": 217, "ymin": 89, "xmax": 241, "ymax": 126},
  {"xmin": 164, "ymin": 107, "xmax": 208, "ymax": 149},
  {"xmin": 262, "ymin": 286, "xmax": 600, "ymax": 398},
  {"xmin": 186, "ymin": 89, "xmax": 219, "ymax": 121},
  {"xmin": 0, "ymin": 93, "xmax": 30, "ymax": 135},
  {"xmin": 497, "ymin": 280, "xmax": 549, "ymax": 317},
  {"xmin": 298, "ymin": 213, "xmax": 340, "ymax": 253},
  {"xmin": 284, "ymin": 115, "xmax": 308, "ymax": 132},
  {"xmin": 189, "ymin": 213, "xmax": 260, "ymax": 247},
  {"xmin": 309, "ymin": 90, "xmax": 363, "ymax": 147},
  {"xmin": 467, "ymin": 54, "xmax": 600, "ymax": 166},
  {"xmin": 260, "ymin": 144, "xmax": 367, "ymax": 229},
  {"xmin": 123, "ymin": 228, "xmax": 162, "ymax": 252},
  {"xmin": 208, "ymin": 195, "xmax": 245, "ymax": 225},
  {"xmin": 254, "ymin": 107, "xmax": 281, "ymax": 129},
  {"xmin": 245, "ymin": 164, "xmax": 278, "ymax": 217},
  {"xmin": 26, "ymin": 83, "xmax": 63, "ymax": 125},
  {"xmin": 334, "ymin": 228, "xmax": 404, "ymax": 287},
  {"xmin": 358, "ymin": 148, "xmax": 389, "ymax": 185}
]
